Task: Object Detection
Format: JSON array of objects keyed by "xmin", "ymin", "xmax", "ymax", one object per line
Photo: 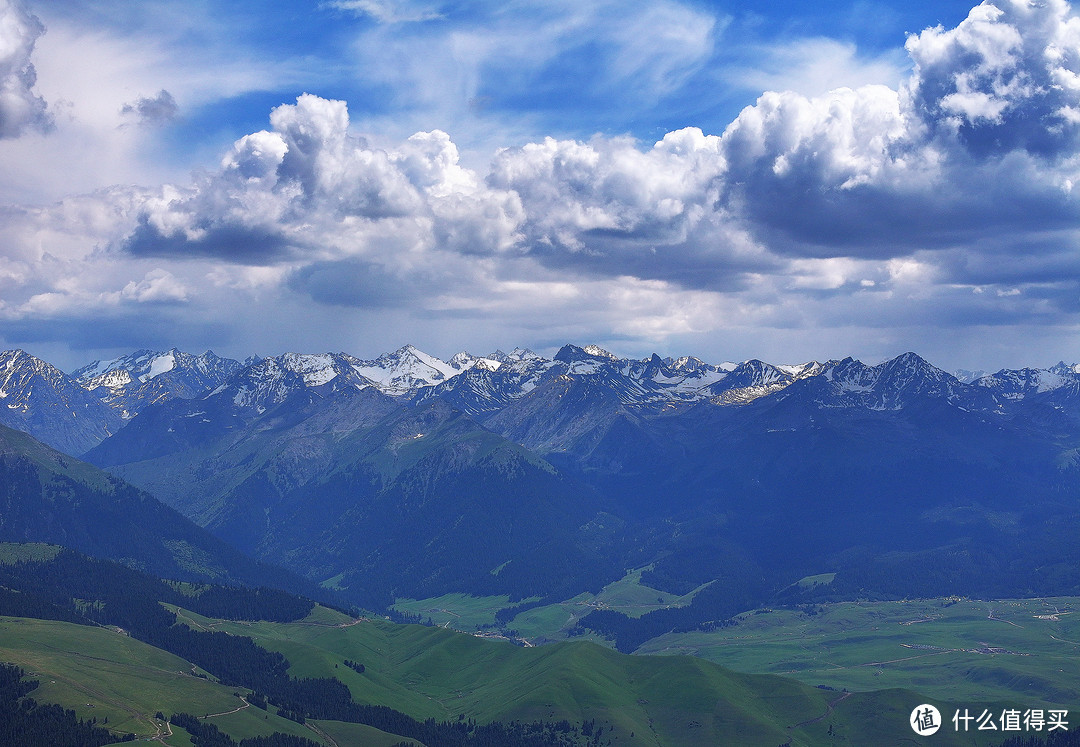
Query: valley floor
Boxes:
[
  {"xmin": 3, "ymin": 585, "xmax": 1075, "ymax": 746},
  {"xmin": 394, "ymin": 578, "xmax": 1080, "ymax": 713}
]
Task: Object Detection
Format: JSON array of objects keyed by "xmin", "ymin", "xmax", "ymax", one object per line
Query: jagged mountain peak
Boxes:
[
  {"xmin": 874, "ymin": 353, "xmax": 966, "ymax": 395},
  {"xmin": 1049, "ymin": 361, "xmax": 1080, "ymax": 376},
  {"xmin": 488, "ymin": 347, "xmax": 545, "ymax": 364},
  {"xmin": 350, "ymin": 345, "xmax": 463, "ymax": 395},
  {"xmin": 706, "ymin": 359, "xmax": 805, "ymax": 404},
  {"xmin": 72, "ymin": 348, "xmax": 243, "ymax": 421},
  {"xmin": 389, "ymin": 343, "xmax": 424, "ymax": 360},
  {"xmin": 637, "ymin": 354, "xmax": 677, "ymax": 384},
  {"xmin": 582, "ymin": 344, "xmax": 618, "ymax": 360},
  {"xmin": 664, "ymin": 355, "xmax": 738, "ymax": 375},
  {"xmin": 972, "ymin": 365, "xmax": 1077, "ymax": 400},
  {"xmin": 1, "ymin": 350, "xmax": 76, "ymax": 391},
  {"xmin": 212, "ymin": 353, "xmax": 369, "ymax": 413},
  {"xmin": 0, "ymin": 349, "xmax": 122, "ymax": 455},
  {"xmin": 822, "ymin": 356, "xmax": 873, "ymax": 383},
  {"xmin": 724, "ymin": 359, "xmax": 790, "ymax": 384},
  {"xmin": 449, "ymin": 350, "xmax": 502, "ymax": 372},
  {"xmin": 227, "ymin": 346, "xmax": 519, "ymax": 400},
  {"xmin": 554, "ymin": 344, "xmax": 617, "ymax": 365},
  {"xmin": 808, "ymin": 351, "xmax": 994, "ymax": 412},
  {"xmin": 2, "ymin": 348, "xmax": 53, "ymax": 372},
  {"xmin": 450, "ymin": 351, "xmax": 474, "ymax": 369},
  {"xmin": 824, "ymin": 352, "xmax": 947, "ymax": 385},
  {"xmin": 74, "ymin": 348, "xmax": 240, "ymax": 389},
  {"xmin": 666, "ymin": 355, "xmax": 703, "ymax": 371},
  {"xmin": 271, "ymin": 352, "xmax": 362, "ymax": 387}
]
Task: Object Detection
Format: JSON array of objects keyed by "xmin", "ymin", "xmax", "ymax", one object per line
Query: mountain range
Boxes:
[
  {"xmin": 4, "ymin": 342, "xmax": 1080, "ymax": 622},
  {"xmin": 9, "ymin": 341, "xmax": 1080, "ymax": 453}
]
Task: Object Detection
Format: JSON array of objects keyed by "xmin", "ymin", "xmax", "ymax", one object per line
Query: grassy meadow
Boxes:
[
  {"xmin": 0, "ymin": 616, "xmax": 325, "ymax": 744},
  {"xmin": 1, "ymin": 593, "xmax": 1071, "ymax": 745},
  {"xmin": 635, "ymin": 596, "xmax": 1080, "ymax": 709}
]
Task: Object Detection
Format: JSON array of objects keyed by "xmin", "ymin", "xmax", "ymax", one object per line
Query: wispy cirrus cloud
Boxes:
[
  {"xmin": 723, "ymin": 37, "xmax": 908, "ymax": 98},
  {"xmin": 324, "ymin": 0, "xmax": 443, "ymax": 24},
  {"xmin": 339, "ymin": 0, "xmax": 722, "ymax": 153}
]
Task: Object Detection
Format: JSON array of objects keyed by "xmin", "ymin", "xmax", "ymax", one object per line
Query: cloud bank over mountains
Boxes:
[{"xmin": 2, "ymin": 0, "xmax": 1080, "ymax": 368}]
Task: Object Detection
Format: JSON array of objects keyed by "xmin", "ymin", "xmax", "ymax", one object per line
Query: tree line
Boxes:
[{"xmin": 0, "ymin": 662, "xmax": 134, "ymax": 746}]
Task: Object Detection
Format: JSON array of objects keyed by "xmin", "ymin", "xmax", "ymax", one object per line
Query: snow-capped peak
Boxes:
[
  {"xmin": 74, "ymin": 349, "xmax": 162, "ymax": 388},
  {"xmin": 489, "ymin": 348, "xmax": 544, "ymax": 363},
  {"xmin": 954, "ymin": 368, "xmax": 990, "ymax": 384},
  {"xmin": 582, "ymin": 344, "xmax": 618, "ymax": 360},
  {"xmin": 74, "ymin": 348, "xmax": 240, "ymax": 390},
  {"xmin": 667, "ymin": 355, "xmax": 738, "ymax": 373},
  {"xmin": 449, "ymin": 351, "xmax": 503, "ymax": 372},
  {"xmin": 351, "ymin": 345, "xmax": 462, "ymax": 395},
  {"xmin": 776, "ymin": 362, "xmax": 822, "ymax": 378},
  {"xmin": 973, "ymin": 365, "xmax": 1076, "ymax": 399},
  {"xmin": 1049, "ymin": 361, "xmax": 1080, "ymax": 376},
  {"xmin": 278, "ymin": 352, "xmax": 346, "ymax": 387},
  {"xmin": 72, "ymin": 349, "xmax": 244, "ymax": 419}
]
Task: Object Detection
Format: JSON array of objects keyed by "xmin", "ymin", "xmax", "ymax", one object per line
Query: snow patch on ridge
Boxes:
[{"xmin": 146, "ymin": 352, "xmax": 176, "ymax": 381}]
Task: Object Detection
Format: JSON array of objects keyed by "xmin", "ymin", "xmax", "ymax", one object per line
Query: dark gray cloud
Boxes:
[
  {"xmin": 726, "ymin": 156, "xmax": 1080, "ymax": 258},
  {"xmin": 120, "ymin": 89, "xmax": 178, "ymax": 127},
  {"xmin": 2, "ymin": 310, "xmax": 232, "ymax": 352},
  {"xmin": 123, "ymin": 217, "xmax": 295, "ymax": 263},
  {"xmin": 287, "ymin": 259, "xmax": 423, "ymax": 307},
  {"xmin": 0, "ymin": 0, "xmax": 51, "ymax": 138},
  {"xmin": 931, "ymin": 238, "xmax": 1080, "ymax": 286}
]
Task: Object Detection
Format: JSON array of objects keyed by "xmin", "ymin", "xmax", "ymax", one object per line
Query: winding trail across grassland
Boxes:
[{"xmin": 788, "ymin": 691, "xmax": 854, "ymax": 730}]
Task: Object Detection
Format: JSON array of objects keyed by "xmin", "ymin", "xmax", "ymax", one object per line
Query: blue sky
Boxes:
[{"xmin": 1, "ymin": 0, "xmax": 1079, "ymax": 372}]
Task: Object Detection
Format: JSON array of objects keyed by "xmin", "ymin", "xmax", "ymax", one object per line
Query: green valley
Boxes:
[
  {"xmin": 637, "ymin": 596, "xmax": 1080, "ymax": 710},
  {"xmin": 0, "ymin": 605, "xmax": 1015, "ymax": 746}
]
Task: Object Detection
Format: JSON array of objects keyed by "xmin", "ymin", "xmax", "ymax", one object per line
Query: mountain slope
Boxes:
[
  {"xmin": 204, "ymin": 400, "xmax": 618, "ymax": 605},
  {"xmin": 86, "ymin": 367, "xmax": 618, "ymax": 606},
  {"xmin": 0, "ymin": 421, "xmax": 318, "ymax": 591},
  {"xmin": 81, "ymin": 345, "xmax": 1080, "ymax": 624},
  {"xmin": 0, "ymin": 350, "xmax": 122, "ymax": 455}
]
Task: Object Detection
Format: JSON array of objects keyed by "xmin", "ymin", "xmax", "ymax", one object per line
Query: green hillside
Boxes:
[
  {"xmin": 189, "ymin": 605, "xmax": 1006, "ymax": 746},
  {"xmin": 0, "ymin": 423, "xmax": 324, "ymax": 597},
  {"xmin": 0, "ymin": 541, "xmax": 1046, "ymax": 746},
  {"xmin": 0, "ymin": 617, "xmax": 334, "ymax": 744}
]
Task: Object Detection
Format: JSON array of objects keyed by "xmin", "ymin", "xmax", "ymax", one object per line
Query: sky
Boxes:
[{"xmin": 2, "ymin": 0, "xmax": 1079, "ymax": 373}]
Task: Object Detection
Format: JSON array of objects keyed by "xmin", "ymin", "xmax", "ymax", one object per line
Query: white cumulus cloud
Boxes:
[
  {"xmin": 8, "ymin": 0, "xmax": 1080, "ymax": 368},
  {"xmin": 0, "ymin": 0, "xmax": 50, "ymax": 138}
]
